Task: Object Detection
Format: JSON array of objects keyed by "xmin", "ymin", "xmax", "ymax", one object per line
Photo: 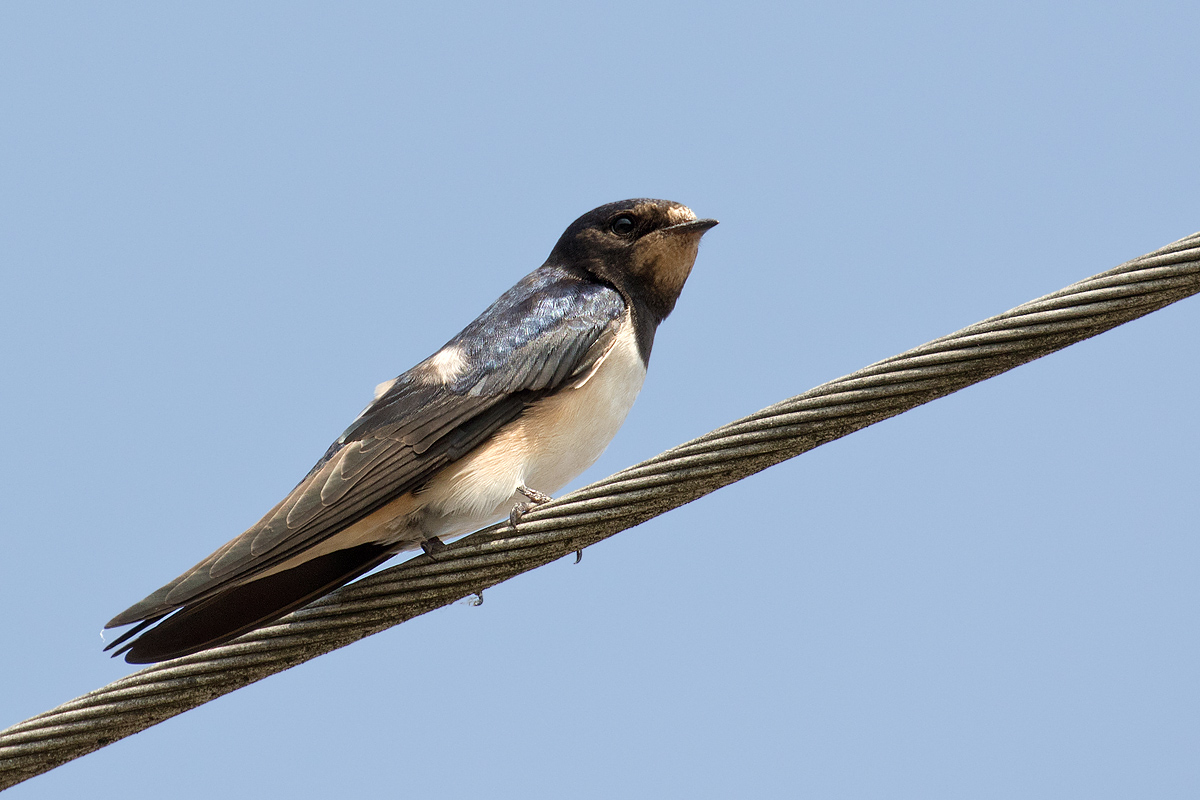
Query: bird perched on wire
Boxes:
[{"xmin": 105, "ymin": 198, "xmax": 718, "ymax": 663}]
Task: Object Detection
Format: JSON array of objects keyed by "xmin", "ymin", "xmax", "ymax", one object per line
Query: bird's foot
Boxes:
[
  {"xmin": 509, "ymin": 502, "xmax": 532, "ymax": 528},
  {"xmin": 420, "ymin": 536, "xmax": 446, "ymax": 559},
  {"xmin": 509, "ymin": 484, "xmax": 554, "ymax": 528}
]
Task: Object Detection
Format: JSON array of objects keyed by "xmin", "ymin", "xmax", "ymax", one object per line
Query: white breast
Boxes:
[{"xmin": 416, "ymin": 311, "xmax": 647, "ymax": 539}]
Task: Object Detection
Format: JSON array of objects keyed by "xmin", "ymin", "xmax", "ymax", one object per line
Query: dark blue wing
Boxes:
[{"xmin": 109, "ymin": 265, "xmax": 626, "ymax": 626}]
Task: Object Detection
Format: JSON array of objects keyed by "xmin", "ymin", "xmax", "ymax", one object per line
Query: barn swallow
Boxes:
[{"xmin": 105, "ymin": 198, "xmax": 717, "ymax": 663}]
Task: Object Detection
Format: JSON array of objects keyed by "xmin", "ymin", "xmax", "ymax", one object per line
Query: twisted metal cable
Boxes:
[{"xmin": 2, "ymin": 231, "xmax": 1199, "ymax": 790}]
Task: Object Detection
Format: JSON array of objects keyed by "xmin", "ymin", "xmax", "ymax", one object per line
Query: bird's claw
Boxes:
[
  {"xmin": 509, "ymin": 502, "xmax": 532, "ymax": 528},
  {"xmin": 420, "ymin": 536, "xmax": 446, "ymax": 559},
  {"xmin": 509, "ymin": 485, "xmax": 554, "ymax": 528}
]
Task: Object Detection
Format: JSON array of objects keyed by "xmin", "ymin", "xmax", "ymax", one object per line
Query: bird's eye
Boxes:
[{"xmin": 609, "ymin": 215, "xmax": 636, "ymax": 237}]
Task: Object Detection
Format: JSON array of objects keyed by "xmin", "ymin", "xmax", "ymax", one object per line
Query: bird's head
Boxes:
[{"xmin": 547, "ymin": 198, "xmax": 718, "ymax": 322}]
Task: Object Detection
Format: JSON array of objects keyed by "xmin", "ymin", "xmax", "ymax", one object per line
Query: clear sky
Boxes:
[{"xmin": 2, "ymin": 2, "xmax": 1198, "ymax": 797}]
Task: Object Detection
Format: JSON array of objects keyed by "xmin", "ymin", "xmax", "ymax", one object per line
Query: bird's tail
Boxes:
[{"xmin": 105, "ymin": 542, "xmax": 395, "ymax": 664}]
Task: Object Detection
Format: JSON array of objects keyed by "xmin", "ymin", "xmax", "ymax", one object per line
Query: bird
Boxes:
[{"xmin": 104, "ymin": 198, "xmax": 718, "ymax": 663}]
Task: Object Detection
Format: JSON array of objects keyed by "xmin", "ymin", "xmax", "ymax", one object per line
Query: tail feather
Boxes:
[
  {"xmin": 102, "ymin": 616, "xmax": 164, "ymax": 654},
  {"xmin": 111, "ymin": 543, "xmax": 395, "ymax": 664}
]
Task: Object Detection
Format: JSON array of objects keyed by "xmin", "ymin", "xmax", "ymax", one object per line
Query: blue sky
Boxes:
[{"xmin": 2, "ymin": 2, "xmax": 1198, "ymax": 797}]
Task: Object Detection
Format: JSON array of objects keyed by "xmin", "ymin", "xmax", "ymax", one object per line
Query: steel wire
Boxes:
[{"xmin": 1, "ymin": 231, "xmax": 1198, "ymax": 789}]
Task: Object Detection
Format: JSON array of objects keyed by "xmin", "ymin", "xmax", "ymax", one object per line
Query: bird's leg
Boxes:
[
  {"xmin": 518, "ymin": 485, "xmax": 554, "ymax": 504},
  {"xmin": 420, "ymin": 536, "xmax": 446, "ymax": 559},
  {"xmin": 509, "ymin": 484, "xmax": 554, "ymax": 528}
]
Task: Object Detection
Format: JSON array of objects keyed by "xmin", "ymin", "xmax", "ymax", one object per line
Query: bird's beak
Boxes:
[{"xmin": 664, "ymin": 218, "xmax": 719, "ymax": 235}]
